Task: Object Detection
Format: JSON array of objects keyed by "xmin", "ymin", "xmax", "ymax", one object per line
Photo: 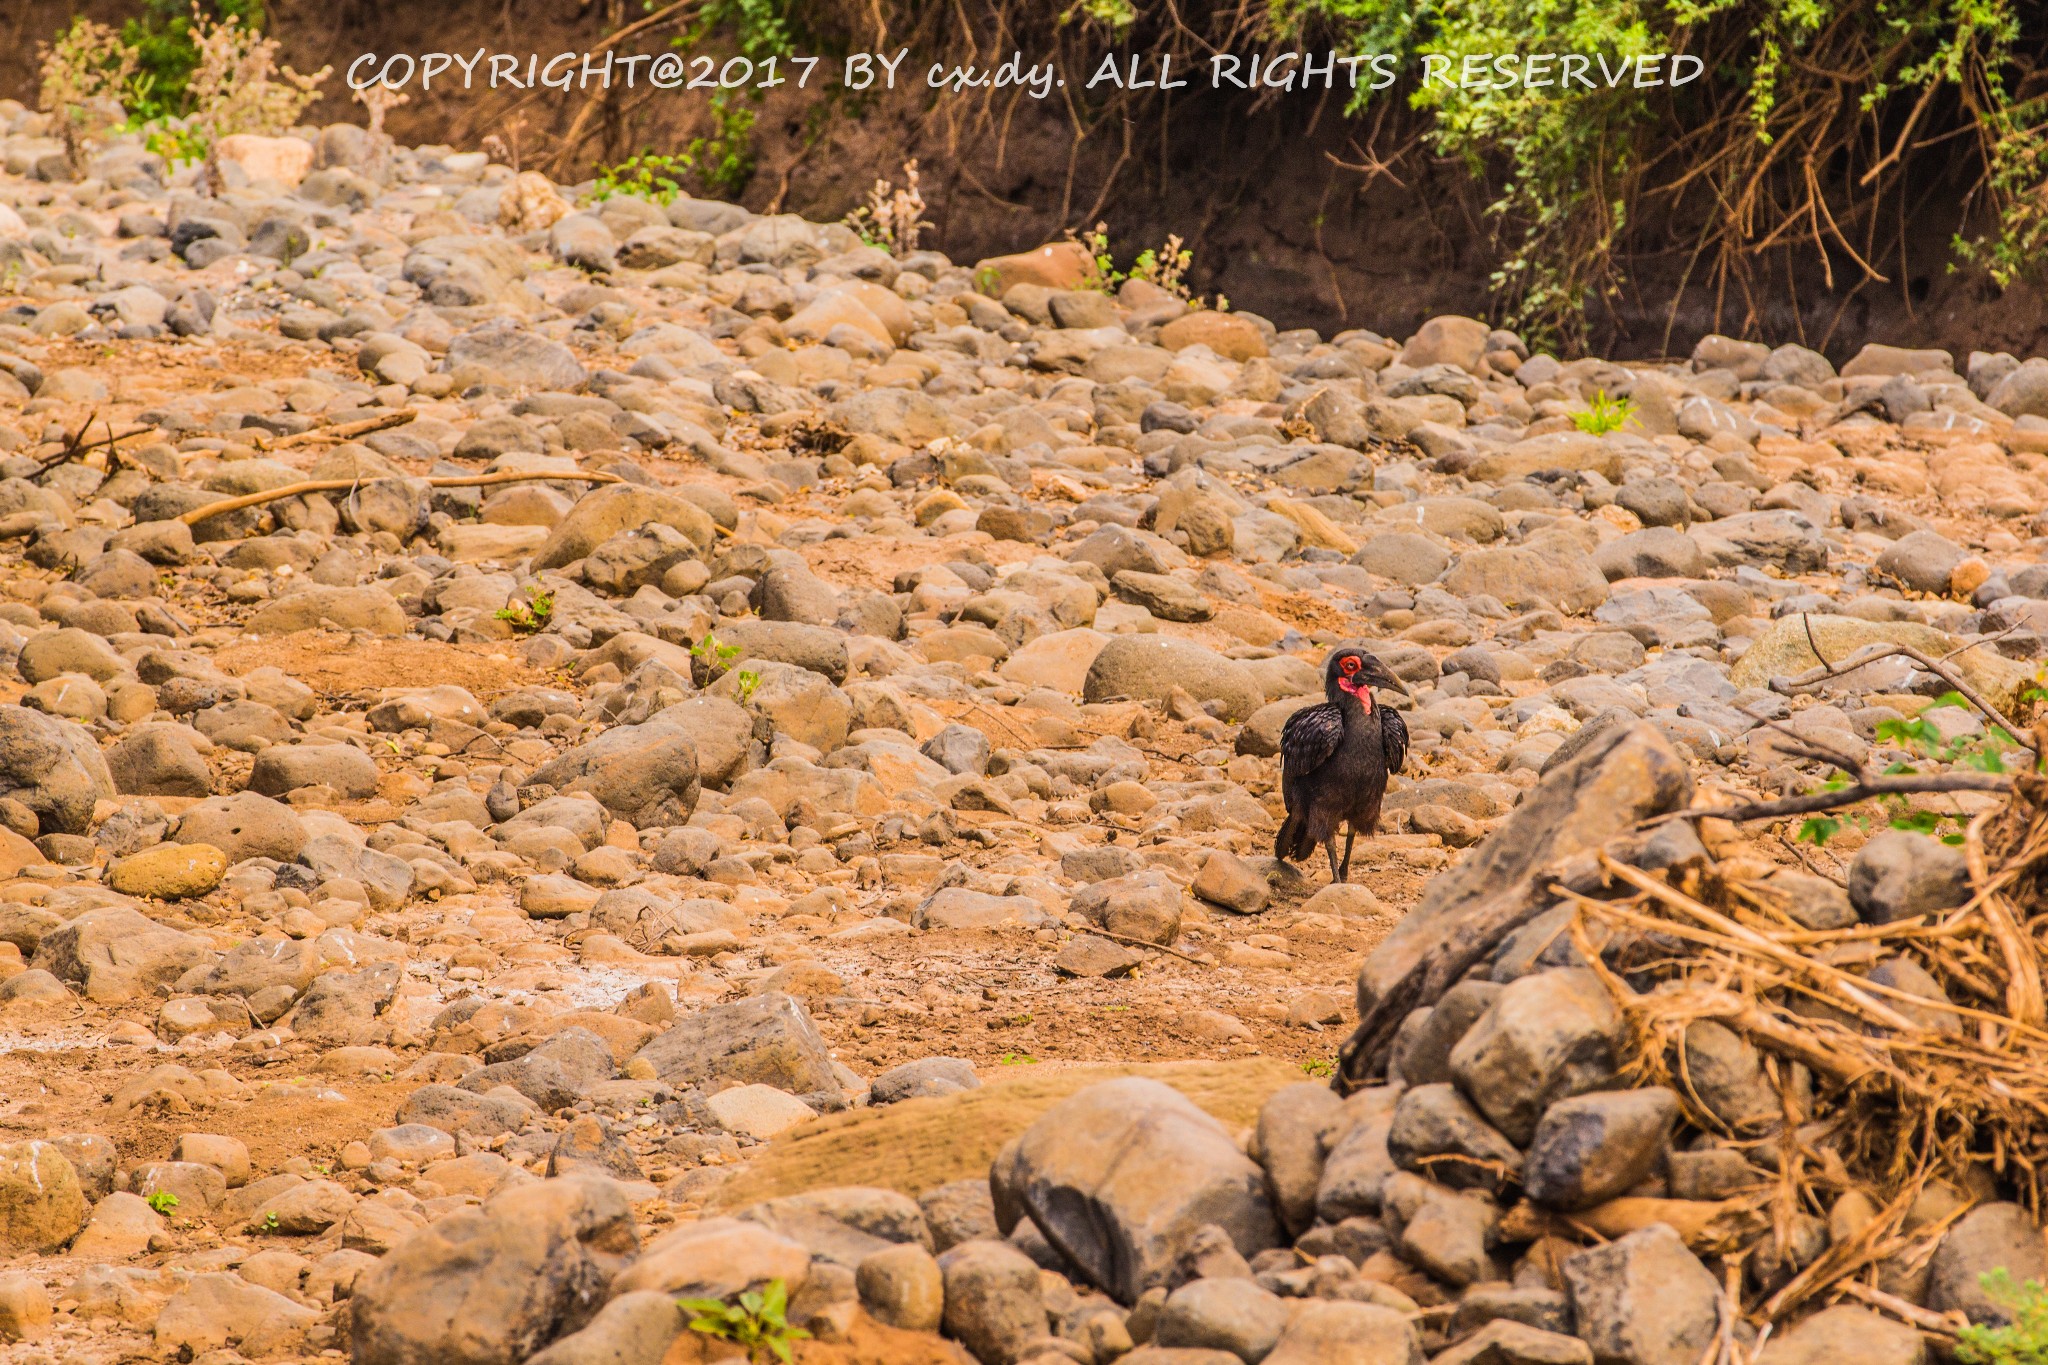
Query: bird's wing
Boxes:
[
  {"xmin": 1280, "ymin": 702, "xmax": 1344, "ymax": 778},
  {"xmin": 1379, "ymin": 704, "xmax": 1410, "ymax": 775}
]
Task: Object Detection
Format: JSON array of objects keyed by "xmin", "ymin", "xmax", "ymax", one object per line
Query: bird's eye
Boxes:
[{"xmin": 1340, "ymin": 656, "xmax": 1360, "ymax": 675}]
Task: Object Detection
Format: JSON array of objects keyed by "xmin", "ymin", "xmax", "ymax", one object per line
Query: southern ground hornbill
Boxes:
[{"xmin": 1275, "ymin": 647, "xmax": 1411, "ymax": 884}]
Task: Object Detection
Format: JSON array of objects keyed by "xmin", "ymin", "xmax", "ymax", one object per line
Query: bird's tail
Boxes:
[{"xmin": 1275, "ymin": 811, "xmax": 1310, "ymax": 864}]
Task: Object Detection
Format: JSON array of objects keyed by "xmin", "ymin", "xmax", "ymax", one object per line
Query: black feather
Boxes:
[
  {"xmin": 1379, "ymin": 705, "xmax": 1409, "ymax": 777},
  {"xmin": 1276, "ymin": 702, "xmax": 1346, "ymax": 862}
]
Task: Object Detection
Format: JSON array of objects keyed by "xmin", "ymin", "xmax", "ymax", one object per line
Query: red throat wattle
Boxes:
[{"xmin": 1338, "ymin": 676, "xmax": 1373, "ymax": 708}]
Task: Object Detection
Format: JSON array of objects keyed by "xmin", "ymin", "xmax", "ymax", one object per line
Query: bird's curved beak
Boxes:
[{"xmin": 1366, "ymin": 665, "xmax": 1412, "ymax": 701}]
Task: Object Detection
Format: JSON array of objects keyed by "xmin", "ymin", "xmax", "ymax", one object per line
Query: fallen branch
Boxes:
[
  {"xmin": 257, "ymin": 409, "xmax": 418, "ymax": 451},
  {"xmin": 177, "ymin": 468, "xmax": 622, "ymax": 526},
  {"xmin": 1702, "ymin": 772, "xmax": 2012, "ymax": 824},
  {"xmin": 1831, "ymin": 1279, "xmax": 1965, "ymax": 1337},
  {"xmin": 1769, "ymin": 622, "xmax": 2032, "ymax": 752},
  {"xmin": 1082, "ymin": 926, "xmax": 1216, "ymax": 968}
]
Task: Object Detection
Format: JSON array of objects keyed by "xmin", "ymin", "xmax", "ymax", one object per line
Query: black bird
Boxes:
[{"xmin": 1275, "ymin": 647, "xmax": 1411, "ymax": 884}]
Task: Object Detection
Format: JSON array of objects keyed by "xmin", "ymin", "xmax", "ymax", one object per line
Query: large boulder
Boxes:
[
  {"xmin": 349, "ymin": 1174, "xmax": 639, "ymax": 1365},
  {"xmin": 1337, "ymin": 722, "xmax": 1690, "ymax": 1086},
  {"xmin": 990, "ymin": 1077, "xmax": 1282, "ymax": 1304},
  {"xmin": 173, "ymin": 791, "xmax": 308, "ymax": 864},
  {"xmin": 1083, "ymin": 636, "xmax": 1264, "ymax": 721},
  {"xmin": 31, "ymin": 906, "xmax": 214, "ymax": 1004},
  {"xmin": 1441, "ymin": 544, "xmax": 1608, "ymax": 614},
  {"xmin": 534, "ymin": 484, "xmax": 716, "ymax": 570},
  {"xmin": 630, "ymin": 993, "xmax": 842, "ymax": 1107},
  {"xmin": 0, "ymin": 706, "xmax": 114, "ymax": 834},
  {"xmin": 1448, "ymin": 970, "xmax": 1625, "ymax": 1147},
  {"xmin": 246, "ymin": 585, "xmax": 407, "ymax": 636},
  {"xmin": 0, "ymin": 1141, "xmax": 88, "ymax": 1254},
  {"xmin": 1563, "ymin": 1224, "xmax": 1721, "ymax": 1365},
  {"xmin": 526, "ymin": 720, "xmax": 701, "ymax": 829}
]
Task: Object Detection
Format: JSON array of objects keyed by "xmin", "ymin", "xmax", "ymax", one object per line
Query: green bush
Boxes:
[
  {"xmin": 1958, "ymin": 1269, "xmax": 2048, "ymax": 1365},
  {"xmin": 122, "ymin": 0, "xmax": 268, "ymax": 123},
  {"xmin": 1272, "ymin": 0, "xmax": 2032, "ymax": 345}
]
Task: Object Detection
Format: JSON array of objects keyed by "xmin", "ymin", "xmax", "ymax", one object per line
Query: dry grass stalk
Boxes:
[{"xmin": 1553, "ymin": 765, "xmax": 2048, "ymax": 1334}]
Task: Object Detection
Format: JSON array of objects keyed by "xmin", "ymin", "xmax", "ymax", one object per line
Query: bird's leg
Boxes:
[
  {"xmin": 1324, "ymin": 838, "xmax": 1342, "ymax": 885},
  {"xmin": 1339, "ymin": 828, "xmax": 1356, "ymax": 883}
]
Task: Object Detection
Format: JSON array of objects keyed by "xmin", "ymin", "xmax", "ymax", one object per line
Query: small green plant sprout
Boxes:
[
  {"xmin": 1795, "ymin": 694, "xmax": 2017, "ymax": 848},
  {"xmin": 844, "ymin": 159, "xmax": 932, "ymax": 258},
  {"xmin": 1067, "ymin": 221, "xmax": 1124, "ymax": 293},
  {"xmin": 678, "ymin": 1280, "xmax": 810, "ymax": 1364},
  {"xmin": 1129, "ymin": 234, "xmax": 1195, "ymax": 301},
  {"xmin": 261, "ymin": 1210, "xmax": 280, "ymax": 1231},
  {"xmin": 1573, "ymin": 390, "xmax": 1638, "ymax": 435},
  {"xmin": 592, "ymin": 151, "xmax": 689, "ymax": 205},
  {"xmin": 494, "ymin": 587, "xmax": 554, "ymax": 635},
  {"xmin": 1300, "ymin": 1057, "xmax": 1336, "ymax": 1078},
  {"xmin": 145, "ymin": 1189, "xmax": 179, "ymax": 1214},
  {"xmin": 1957, "ymin": 1268, "xmax": 2048, "ymax": 1364},
  {"xmin": 734, "ymin": 668, "xmax": 762, "ymax": 704},
  {"xmin": 997, "ymin": 1051, "xmax": 1038, "ymax": 1066},
  {"xmin": 691, "ymin": 630, "xmax": 742, "ymax": 684}
]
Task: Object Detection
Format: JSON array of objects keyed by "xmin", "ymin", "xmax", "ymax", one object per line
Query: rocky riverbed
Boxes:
[{"xmin": 0, "ymin": 105, "xmax": 2039, "ymax": 1365}]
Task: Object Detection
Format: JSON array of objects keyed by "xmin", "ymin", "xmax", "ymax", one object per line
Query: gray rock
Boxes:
[
  {"xmin": 0, "ymin": 706, "xmax": 115, "ymax": 834},
  {"xmin": 937, "ymin": 1239, "xmax": 1043, "ymax": 1365},
  {"xmin": 1314, "ymin": 1109, "xmax": 1396, "ymax": 1224},
  {"xmin": 446, "ymin": 323, "xmax": 588, "ymax": 391},
  {"xmin": 1381, "ymin": 1171, "xmax": 1499, "ymax": 1288},
  {"xmin": 173, "ymin": 791, "xmax": 308, "ymax": 864},
  {"xmin": 1433, "ymin": 1321, "xmax": 1593, "ymax": 1365},
  {"xmin": 527, "ymin": 720, "xmax": 701, "ymax": 830},
  {"xmin": 921, "ymin": 725, "xmax": 991, "ymax": 776},
  {"xmin": 1084, "ymin": 636, "xmax": 1264, "ymax": 720},
  {"xmin": 105, "ymin": 728, "xmax": 212, "ymax": 798},
  {"xmin": 1755, "ymin": 1304, "xmax": 1925, "ymax": 1365},
  {"xmin": 1448, "ymin": 969, "xmax": 1624, "ymax": 1146},
  {"xmin": 1253, "ymin": 1083, "xmax": 1347, "ymax": 1237},
  {"xmin": 1386, "ymin": 1083, "xmax": 1522, "ymax": 1194},
  {"xmin": 394, "ymin": 1085, "xmax": 537, "ymax": 1138},
  {"xmin": 1442, "ymin": 544, "xmax": 1608, "ymax": 614},
  {"xmin": 1562, "ymin": 1224, "xmax": 1720, "ymax": 1365},
  {"xmin": 524, "ymin": 1290, "xmax": 681, "ymax": 1365},
  {"xmin": 1351, "ymin": 532, "xmax": 1449, "ymax": 585},
  {"xmin": 1054, "ymin": 932, "xmax": 1145, "ymax": 978},
  {"xmin": 1523, "ymin": 1087, "xmax": 1678, "ymax": 1211},
  {"xmin": 1678, "ymin": 1021, "xmax": 1780, "ymax": 1134},
  {"xmin": 1594, "ymin": 527, "xmax": 1707, "ymax": 581},
  {"xmin": 31, "ymin": 906, "xmax": 212, "ymax": 1004},
  {"xmin": 1875, "ymin": 531, "xmax": 1964, "ymax": 595},
  {"xmin": 870, "ymin": 1057, "xmax": 980, "ymax": 1104},
  {"xmin": 920, "ymin": 1179, "xmax": 998, "ymax": 1253},
  {"xmin": 247, "ymin": 743, "xmax": 378, "ymax": 799},
  {"xmin": 631, "ymin": 993, "xmax": 842, "ymax": 1107},
  {"xmin": 1615, "ymin": 477, "xmax": 1692, "ymax": 527},
  {"xmin": 1340, "ymin": 722, "xmax": 1689, "ymax": 1084},
  {"xmin": 1926, "ymin": 1202, "xmax": 2048, "ymax": 1326},
  {"xmin": 1263, "ymin": 1301, "xmax": 1421, "ymax": 1365},
  {"xmin": 714, "ymin": 619, "xmax": 848, "ymax": 684},
  {"xmin": 1388, "ymin": 980, "xmax": 1501, "ymax": 1088},
  {"xmin": 991, "ymin": 1077, "xmax": 1282, "ymax": 1304},
  {"xmin": 349, "ymin": 1174, "xmax": 638, "ymax": 1365},
  {"xmin": 1849, "ymin": 831, "xmax": 1971, "ymax": 924},
  {"xmin": 1155, "ymin": 1277, "xmax": 1289, "ymax": 1360},
  {"xmin": 1069, "ymin": 869, "xmax": 1184, "ymax": 946}
]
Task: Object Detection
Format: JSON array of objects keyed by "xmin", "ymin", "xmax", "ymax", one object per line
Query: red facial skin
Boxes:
[{"xmin": 1335, "ymin": 656, "xmax": 1374, "ymax": 710}]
